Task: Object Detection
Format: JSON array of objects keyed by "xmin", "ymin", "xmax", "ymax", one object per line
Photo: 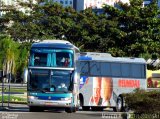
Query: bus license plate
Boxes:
[{"xmin": 45, "ymin": 102, "xmax": 56, "ymax": 105}]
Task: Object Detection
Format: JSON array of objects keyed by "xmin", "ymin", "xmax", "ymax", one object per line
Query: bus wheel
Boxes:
[
  {"xmin": 65, "ymin": 108, "xmax": 72, "ymax": 113},
  {"xmin": 91, "ymin": 107, "xmax": 103, "ymax": 111},
  {"xmin": 29, "ymin": 106, "xmax": 44, "ymax": 112},
  {"xmin": 65, "ymin": 107, "xmax": 76, "ymax": 113},
  {"xmin": 29, "ymin": 106, "xmax": 36, "ymax": 112},
  {"xmin": 115, "ymin": 96, "xmax": 124, "ymax": 112},
  {"xmin": 82, "ymin": 106, "xmax": 90, "ymax": 111}
]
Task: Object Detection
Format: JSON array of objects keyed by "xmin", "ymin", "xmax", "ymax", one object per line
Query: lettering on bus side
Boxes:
[{"xmin": 118, "ymin": 79, "xmax": 140, "ymax": 88}]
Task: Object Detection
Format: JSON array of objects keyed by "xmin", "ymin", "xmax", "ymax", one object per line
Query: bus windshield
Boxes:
[
  {"xmin": 29, "ymin": 69, "xmax": 73, "ymax": 93},
  {"xmin": 29, "ymin": 48, "xmax": 73, "ymax": 67}
]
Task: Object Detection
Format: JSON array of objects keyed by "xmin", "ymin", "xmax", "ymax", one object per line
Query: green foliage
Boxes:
[
  {"xmin": 1, "ymin": 1, "xmax": 159, "ymax": 51},
  {"xmin": 0, "ymin": 0, "xmax": 160, "ymax": 70},
  {"xmin": 0, "ymin": 95, "xmax": 27, "ymax": 103},
  {"xmin": 0, "ymin": 35, "xmax": 30, "ymax": 82},
  {"xmin": 0, "ymin": 35, "xmax": 18, "ymax": 71},
  {"xmin": 103, "ymin": 0, "xmax": 160, "ymax": 58},
  {"xmin": 123, "ymin": 89, "xmax": 160, "ymax": 114}
]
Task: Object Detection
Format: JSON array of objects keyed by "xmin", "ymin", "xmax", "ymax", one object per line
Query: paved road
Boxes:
[
  {"xmin": 0, "ymin": 111, "xmax": 126, "ymax": 119},
  {"xmin": 0, "ymin": 104, "xmax": 127, "ymax": 119}
]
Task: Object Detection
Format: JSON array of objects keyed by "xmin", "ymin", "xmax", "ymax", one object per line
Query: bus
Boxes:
[
  {"xmin": 78, "ymin": 52, "xmax": 146, "ymax": 112},
  {"xmin": 24, "ymin": 40, "xmax": 80, "ymax": 113}
]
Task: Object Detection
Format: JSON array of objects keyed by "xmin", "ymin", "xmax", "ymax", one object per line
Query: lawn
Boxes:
[
  {"xmin": 0, "ymin": 87, "xmax": 27, "ymax": 93},
  {"xmin": 0, "ymin": 95, "xmax": 27, "ymax": 104}
]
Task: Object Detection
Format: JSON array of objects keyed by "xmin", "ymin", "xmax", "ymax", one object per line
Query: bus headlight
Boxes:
[
  {"xmin": 28, "ymin": 96, "xmax": 37, "ymax": 100},
  {"xmin": 61, "ymin": 97, "xmax": 71, "ymax": 101}
]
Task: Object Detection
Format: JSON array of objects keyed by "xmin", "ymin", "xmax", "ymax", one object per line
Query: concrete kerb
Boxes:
[{"xmin": 0, "ymin": 103, "xmax": 28, "ymax": 111}]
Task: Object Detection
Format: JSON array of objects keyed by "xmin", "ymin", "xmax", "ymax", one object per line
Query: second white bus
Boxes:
[{"xmin": 78, "ymin": 52, "xmax": 146, "ymax": 112}]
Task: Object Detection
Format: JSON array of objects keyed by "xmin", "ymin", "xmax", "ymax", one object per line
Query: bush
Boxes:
[{"xmin": 123, "ymin": 89, "xmax": 160, "ymax": 114}]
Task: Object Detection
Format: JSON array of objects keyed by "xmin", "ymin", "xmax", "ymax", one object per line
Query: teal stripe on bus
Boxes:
[{"xmin": 29, "ymin": 92, "xmax": 72, "ymax": 97}]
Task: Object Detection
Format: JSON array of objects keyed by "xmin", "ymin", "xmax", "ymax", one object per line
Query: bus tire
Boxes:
[
  {"xmin": 79, "ymin": 94, "xmax": 83, "ymax": 107},
  {"xmin": 65, "ymin": 107, "xmax": 77, "ymax": 113},
  {"xmin": 115, "ymin": 96, "xmax": 124, "ymax": 112},
  {"xmin": 65, "ymin": 108, "xmax": 72, "ymax": 113},
  {"xmin": 82, "ymin": 106, "xmax": 90, "ymax": 111},
  {"xmin": 29, "ymin": 106, "xmax": 35, "ymax": 112},
  {"xmin": 79, "ymin": 94, "xmax": 90, "ymax": 111},
  {"xmin": 91, "ymin": 107, "xmax": 103, "ymax": 111},
  {"xmin": 29, "ymin": 106, "xmax": 44, "ymax": 112}
]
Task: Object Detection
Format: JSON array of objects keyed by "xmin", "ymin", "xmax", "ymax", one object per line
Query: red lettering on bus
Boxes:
[{"xmin": 118, "ymin": 79, "xmax": 140, "ymax": 88}]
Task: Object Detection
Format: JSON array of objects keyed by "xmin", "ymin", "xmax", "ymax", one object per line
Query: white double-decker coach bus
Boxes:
[{"xmin": 78, "ymin": 52, "xmax": 146, "ymax": 112}]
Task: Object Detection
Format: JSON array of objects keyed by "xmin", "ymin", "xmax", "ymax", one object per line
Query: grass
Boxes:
[
  {"xmin": 0, "ymin": 95, "xmax": 27, "ymax": 104},
  {"xmin": 0, "ymin": 87, "xmax": 27, "ymax": 104},
  {"xmin": 0, "ymin": 87, "xmax": 27, "ymax": 93}
]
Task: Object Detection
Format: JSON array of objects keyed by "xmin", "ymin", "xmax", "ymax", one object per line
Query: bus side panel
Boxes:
[
  {"xmin": 80, "ymin": 76, "xmax": 146, "ymax": 107},
  {"xmin": 79, "ymin": 76, "xmax": 93, "ymax": 106},
  {"xmin": 111, "ymin": 77, "xmax": 146, "ymax": 107}
]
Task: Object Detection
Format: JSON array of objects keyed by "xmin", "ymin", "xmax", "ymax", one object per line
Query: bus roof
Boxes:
[
  {"xmin": 31, "ymin": 40, "xmax": 79, "ymax": 51},
  {"xmin": 80, "ymin": 52, "xmax": 112, "ymax": 58},
  {"xmin": 79, "ymin": 52, "xmax": 146, "ymax": 64}
]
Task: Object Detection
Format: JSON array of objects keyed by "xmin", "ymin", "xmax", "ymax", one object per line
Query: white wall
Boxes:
[{"xmin": 76, "ymin": 0, "xmax": 130, "ymax": 11}]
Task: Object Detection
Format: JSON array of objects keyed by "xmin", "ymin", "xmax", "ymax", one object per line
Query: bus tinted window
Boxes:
[
  {"xmin": 111, "ymin": 63, "xmax": 121, "ymax": 77},
  {"xmin": 79, "ymin": 61, "xmax": 146, "ymax": 79},
  {"xmin": 101, "ymin": 62, "xmax": 111, "ymax": 76},
  {"xmin": 56, "ymin": 52, "xmax": 73, "ymax": 67},
  {"xmin": 121, "ymin": 63, "xmax": 130, "ymax": 77},
  {"xmin": 33, "ymin": 53, "xmax": 48, "ymax": 66},
  {"xmin": 29, "ymin": 48, "xmax": 73, "ymax": 67},
  {"xmin": 131, "ymin": 64, "xmax": 144, "ymax": 78}
]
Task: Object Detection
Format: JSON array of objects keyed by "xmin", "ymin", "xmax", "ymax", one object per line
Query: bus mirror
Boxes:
[{"xmin": 23, "ymin": 68, "xmax": 28, "ymax": 83}]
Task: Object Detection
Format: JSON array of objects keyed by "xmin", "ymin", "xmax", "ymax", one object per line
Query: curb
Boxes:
[{"xmin": 0, "ymin": 101, "xmax": 27, "ymax": 104}]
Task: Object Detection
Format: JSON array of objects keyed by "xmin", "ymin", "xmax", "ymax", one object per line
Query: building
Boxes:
[
  {"xmin": 144, "ymin": 0, "xmax": 160, "ymax": 7},
  {"xmin": 75, "ymin": 0, "xmax": 129, "ymax": 11},
  {"xmin": 0, "ymin": 0, "xmax": 36, "ymax": 17},
  {"xmin": 46, "ymin": 0, "xmax": 74, "ymax": 7},
  {"xmin": 51, "ymin": 0, "xmax": 160, "ymax": 11},
  {"xmin": 0, "ymin": 0, "xmax": 160, "ymax": 16}
]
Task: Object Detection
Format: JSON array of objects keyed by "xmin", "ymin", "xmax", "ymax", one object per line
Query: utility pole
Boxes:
[{"xmin": 1, "ymin": 70, "xmax": 4, "ymax": 108}]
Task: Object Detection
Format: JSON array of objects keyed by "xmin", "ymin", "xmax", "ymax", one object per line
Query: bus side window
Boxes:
[
  {"xmin": 34, "ymin": 57, "xmax": 40, "ymax": 66},
  {"xmin": 64, "ymin": 58, "xmax": 70, "ymax": 67},
  {"xmin": 34, "ymin": 53, "xmax": 47, "ymax": 66}
]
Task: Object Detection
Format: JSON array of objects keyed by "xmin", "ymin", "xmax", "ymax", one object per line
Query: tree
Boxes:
[
  {"xmin": 3, "ymin": 1, "xmax": 77, "ymax": 42},
  {"xmin": 0, "ymin": 35, "xmax": 29, "ymax": 83},
  {"xmin": 0, "ymin": 36, "xmax": 18, "ymax": 82},
  {"xmin": 103, "ymin": 0, "xmax": 160, "ymax": 57},
  {"xmin": 1, "ymin": 0, "xmax": 160, "ymax": 59}
]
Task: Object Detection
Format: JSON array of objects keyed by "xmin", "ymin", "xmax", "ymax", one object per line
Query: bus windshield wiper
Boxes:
[{"xmin": 40, "ymin": 89, "xmax": 47, "ymax": 93}]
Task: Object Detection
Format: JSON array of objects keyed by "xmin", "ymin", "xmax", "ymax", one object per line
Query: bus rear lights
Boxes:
[{"xmin": 61, "ymin": 97, "xmax": 71, "ymax": 101}]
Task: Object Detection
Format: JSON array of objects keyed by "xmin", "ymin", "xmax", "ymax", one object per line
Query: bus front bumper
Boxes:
[{"xmin": 28, "ymin": 96, "xmax": 73, "ymax": 108}]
